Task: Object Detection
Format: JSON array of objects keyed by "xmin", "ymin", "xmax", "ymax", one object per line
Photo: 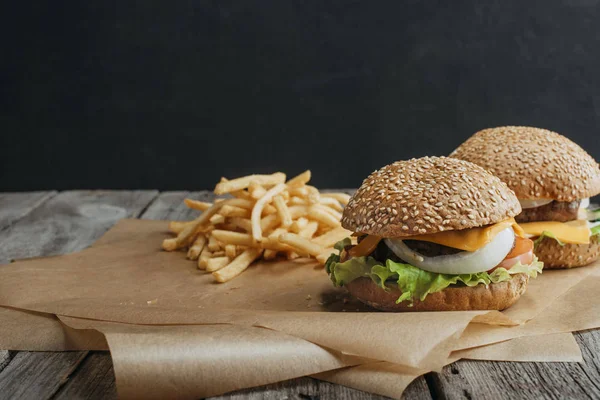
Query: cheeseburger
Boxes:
[
  {"xmin": 325, "ymin": 157, "xmax": 542, "ymax": 312},
  {"xmin": 450, "ymin": 126, "xmax": 600, "ymax": 268}
]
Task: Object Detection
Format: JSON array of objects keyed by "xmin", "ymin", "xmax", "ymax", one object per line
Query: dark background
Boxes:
[{"xmin": 2, "ymin": 1, "xmax": 599, "ymax": 191}]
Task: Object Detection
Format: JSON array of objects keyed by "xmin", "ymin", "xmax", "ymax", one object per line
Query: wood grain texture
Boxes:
[
  {"xmin": 0, "ymin": 191, "xmax": 56, "ymax": 230},
  {"xmin": 0, "ymin": 190, "xmax": 158, "ymax": 264},
  {"xmin": 428, "ymin": 354, "xmax": 600, "ymax": 399},
  {"xmin": 140, "ymin": 191, "xmax": 215, "ymax": 220},
  {"xmin": 53, "ymin": 352, "xmax": 117, "ymax": 400},
  {"xmin": 0, "ymin": 351, "xmax": 88, "ymax": 399},
  {"xmin": 0, "ymin": 191, "xmax": 159, "ymax": 399}
]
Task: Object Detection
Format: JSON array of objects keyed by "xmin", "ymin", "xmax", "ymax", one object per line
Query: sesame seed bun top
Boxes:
[
  {"xmin": 341, "ymin": 156, "xmax": 521, "ymax": 237},
  {"xmin": 449, "ymin": 126, "xmax": 600, "ymax": 201}
]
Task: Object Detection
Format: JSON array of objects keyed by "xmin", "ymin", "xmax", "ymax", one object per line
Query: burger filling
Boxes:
[
  {"xmin": 326, "ymin": 219, "xmax": 543, "ymax": 305},
  {"xmin": 516, "ymin": 198, "xmax": 600, "ymax": 246}
]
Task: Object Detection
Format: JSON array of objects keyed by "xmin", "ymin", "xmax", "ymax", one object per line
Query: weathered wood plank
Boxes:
[
  {"xmin": 0, "ymin": 191, "xmax": 56, "ymax": 230},
  {"xmin": 53, "ymin": 352, "xmax": 117, "ymax": 400},
  {"xmin": 0, "ymin": 190, "xmax": 158, "ymax": 264},
  {"xmin": 140, "ymin": 190, "xmax": 215, "ymax": 221},
  {"xmin": 428, "ymin": 349, "xmax": 600, "ymax": 399},
  {"xmin": 0, "ymin": 191, "xmax": 159, "ymax": 399},
  {"xmin": 0, "ymin": 351, "xmax": 88, "ymax": 399}
]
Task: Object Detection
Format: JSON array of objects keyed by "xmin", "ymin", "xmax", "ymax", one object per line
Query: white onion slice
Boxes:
[
  {"xmin": 580, "ymin": 198, "xmax": 590, "ymax": 210},
  {"xmin": 518, "ymin": 198, "xmax": 553, "ymax": 209},
  {"xmin": 384, "ymin": 228, "xmax": 515, "ymax": 275}
]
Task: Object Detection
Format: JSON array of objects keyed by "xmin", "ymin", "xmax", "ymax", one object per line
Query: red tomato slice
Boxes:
[{"xmin": 490, "ymin": 237, "xmax": 535, "ymax": 271}]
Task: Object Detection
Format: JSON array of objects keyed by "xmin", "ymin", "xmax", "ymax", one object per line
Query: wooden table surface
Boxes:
[{"xmin": 1, "ymin": 191, "xmax": 599, "ymax": 400}]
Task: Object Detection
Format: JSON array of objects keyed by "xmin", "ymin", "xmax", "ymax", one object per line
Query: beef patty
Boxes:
[{"xmin": 516, "ymin": 200, "xmax": 580, "ymax": 223}]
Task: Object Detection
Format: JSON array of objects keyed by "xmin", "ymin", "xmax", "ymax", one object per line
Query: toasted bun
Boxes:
[
  {"xmin": 345, "ymin": 274, "xmax": 529, "ymax": 311},
  {"xmin": 346, "ymin": 275, "xmax": 528, "ymax": 311},
  {"xmin": 450, "ymin": 126, "xmax": 600, "ymax": 201},
  {"xmin": 534, "ymin": 235, "xmax": 600, "ymax": 269},
  {"xmin": 341, "ymin": 156, "xmax": 521, "ymax": 237}
]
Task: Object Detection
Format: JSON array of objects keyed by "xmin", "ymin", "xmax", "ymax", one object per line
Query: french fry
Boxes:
[
  {"xmin": 230, "ymin": 190, "xmax": 252, "ymax": 200},
  {"xmin": 251, "ymin": 183, "xmax": 286, "ymax": 241},
  {"xmin": 168, "ymin": 220, "xmax": 190, "ymax": 234},
  {"xmin": 214, "ymin": 173, "xmax": 286, "ymax": 195},
  {"xmin": 249, "ymin": 181, "xmax": 267, "ymax": 199},
  {"xmin": 184, "ymin": 199, "xmax": 212, "ymax": 211},
  {"xmin": 288, "ymin": 205, "xmax": 310, "ymax": 219},
  {"xmin": 307, "ymin": 206, "xmax": 340, "ymax": 228},
  {"xmin": 288, "ymin": 186, "xmax": 308, "ymax": 197},
  {"xmin": 290, "ymin": 217, "xmax": 309, "ymax": 233},
  {"xmin": 212, "ymin": 250, "xmax": 226, "ymax": 257},
  {"xmin": 212, "ymin": 248, "xmax": 263, "ymax": 282},
  {"xmin": 211, "ymin": 230, "xmax": 254, "ymax": 247},
  {"xmin": 225, "ymin": 244, "xmax": 237, "ymax": 259},
  {"xmin": 229, "ymin": 217, "xmax": 253, "ymax": 232},
  {"xmin": 286, "ymin": 170, "xmax": 311, "ymax": 187},
  {"xmin": 286, "ymin": 252, "xmax": 300, "ymax": 260},
  {"xmin": 260, "ymin": 214, "xmax": 280, "ymax": 233},
  {"xmin": 306, "ymin": 185, "xmax": 320, "ymax": 204},
  {"xmin": 312, "ymin": 227, "xmax": 353, "ymax": 247},
  {"xmin": 322, "ymin": 192, "xmax": 351, "ymax": 205},
  {"xmin": 316, "ymin": 248, "xmax": 335, "ymax": 265},
  {"xmin": 207, "ymin": 235, "xmax": 221, "ymax": 251},
  {"xmin": 319, "ymin": 197, "xmax": 343, "ymax": 212},
  {"xmin": 278, "ymin": 233, "xmax": 325, "ymax": 256},
  {"xmin": 205, "ymin": 256, "xmax": 231, "ymax": 272},
  {"xmin": 289, "ymin": 196, "xmax": 307, "ymax": 206},
  {"xmin": 209, "ymin": 214, "xmax": 225, "ymax": 225},
  {"xmin": 299, "ymin": 221, "xmax": 319, "ymax": 238},
  {"xmin": 220, "ymin": 205, "xmax": 251, "ymax": 218},
  {"xmin": 315, "ymin": 204, "xmax": 343, "ymax": 221},
  {"xmin": 187, "ymin": 234, "xmax": 207, "ymax": 260},
  {"xmin": 268, "ymin": 227, "xmax": 289, "ymax": 240},
  {"xmin": 263, "ymin": 249, "xmax": 278, "ymax": 260},
  {"xmin": 197, "ymin": 247, "xmax": 212, "ymax": 269},
  {"xmin": 273, "ymin": 195, "xmax": 292, "ymax": 227}
]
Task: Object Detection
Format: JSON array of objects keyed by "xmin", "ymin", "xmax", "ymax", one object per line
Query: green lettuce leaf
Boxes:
[
  {"xmin": 591, "ymin": 224, "xmax": 600, "ymax": 237},
  {"xmin": 533, "ymin": 231, "xmax": 566, "ymax": 247},
  {"xmin": 326, "ymin": 239, "xmax": 543, "ymax": 306}
]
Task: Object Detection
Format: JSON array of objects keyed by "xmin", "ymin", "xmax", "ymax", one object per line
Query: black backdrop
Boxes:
[{"xmin": 2, "ymin": 1, "xmax": 599, "ymax": 191}]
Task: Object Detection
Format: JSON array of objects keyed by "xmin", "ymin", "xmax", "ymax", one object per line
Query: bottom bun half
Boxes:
[
  {"xmin": 345, "ymin": 273, "xmax": 529, "ymax": 312},
  {"xmin": 534, "ymin": 235, "xmax": 600, "ymax": 269}
]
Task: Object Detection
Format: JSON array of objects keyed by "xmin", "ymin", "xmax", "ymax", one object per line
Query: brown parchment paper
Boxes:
[
  {"xmin": 58, "ymin": 315, "xmax": 581, "ymax": 400},
  {"xmin": 0, "ymin": 219, "xmax": 596, "ymax": 368}
]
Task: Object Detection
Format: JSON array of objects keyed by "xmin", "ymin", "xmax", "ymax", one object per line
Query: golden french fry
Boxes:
[
  {"xmin": 207, "ymin": 235, "xmax": 221, "ymax": 251},
  {"xmin": 315, "ymin": 204, "xmax": 343, "ymax": 221},
  {"xmin": 162, "ymin": 222, "xmax": 197, "ymax": 251},
  {"xmin": 209, "ymin": 214, "xmax": 225, "ymax": 225},
  {"xmin": 319, "ymin": 197, "xmax": 343, "ymax": 212},
  {"xmin": 286, "ymin": 252, "xmax": 300, "ymax": 260},
  {"xmin": 322, "ymin": 192, "xmax": 351, "ymax": 205},
  {"xmin": 290, "ymin": 217, "xmax": 309, "ymax": 233},
  {"xmin": 225, "ymin": 244, "xmax": 237, "ymax": 259},
  {"xmin": 168, "ymin": 220, "xmax": 190, "ymax": 234},
  {"xmin": 268, "ymin": 227, "xmax": 289, "ymax": 240},
  {"xmin": 249, "ymin": 181, "xmax": 267, "ymax": 200},
  {"xmin": 212, "ymin": 250, "xmax": 226, "ymax": 257},
  {"xmin": 288, "ymin": 205, "xmax": 310, "ymax": 219},
  {"xmin": 273, "ymin": 195, "xmax": 292, "ymax": 227},
  {"xmin": 197, "ymin": 247, "xmax": 212, "ymax": 269},
  {"xmin": 278, "ymin": 233, "xmax": 325, "ymax": 256},
  {"xmin": 220, "ymin": 205, "xmax": 251, "ymax": 218},
  {"xmin": 212, "ymin": 248, "xmax": 263, "ymax": 282},
  {"xmin": 288, "ymin": 186, "xmax": 308, "ymax": 197},
  {"xmin": 260, "ymin": 214, "xmax": 280, "ymax": 233},
  {"xmin": 299, "ymin": 221, "xmax": 319, "ymax": 239},
  {"xmin": 184, "ymin": 199, "xmax": 212, "ymax": 211},
  {"xmin": 306, "ymin": 185, "xmax": 320, "ymax": 204},
  {"xmin": 263, "ymin": 249, "xmax": 278, "ymax": 260},
  {"xmin": 214, "ymin": 173, "xmax": 286, "ymax": 195},
  {"xmin": 251, "ymin": 183, "xmax": 286, "ymax": 241},
  {"xmin": 286, "ymin": 170, "xmax": 311, "ymax": 187},
  {"xmin": 187, "ymin": 234, "xmax": 207, "ymax": 260},
  {"xmin": 312, "ymin": 226, "xmax": 353, "ymax": 247},
  {"xmin": 289, "ymin": 196, "xmax": 308, "ymax": 206},
  {"xmin": 316, "ymin": 248, "xmax": 335, "ymax": 265},
  {"xmin": 205, "ymin": 256, "xmax": 231, "ymax": 272},
  {"xmin": 231, "ymin": 190, "xmax": 252, "ymax": 200},
  {"xmin": 307, "ymin": 206, "xmax": 340, "ymax": 228},
  {"xmin": 211, "ymin": 230, "xmax": 254, "ymax": 247},
  {"xmin": 229, "ymin": 217, "xmax": 253, "ymax": 232}
]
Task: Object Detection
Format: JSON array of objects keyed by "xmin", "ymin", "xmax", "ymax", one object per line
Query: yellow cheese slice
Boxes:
[
  {"xmin": 398, "ymin": 219, "xmax": 521, "ymax": 252},
  {"xmin": 519, "ymin": 219, "xmax": 591, "ymax": 244}
]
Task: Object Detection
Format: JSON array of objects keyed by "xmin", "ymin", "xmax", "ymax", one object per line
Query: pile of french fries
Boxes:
[{"xmin": 162, "ymin": 171, "xmax": 352, "ymax": 282}]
